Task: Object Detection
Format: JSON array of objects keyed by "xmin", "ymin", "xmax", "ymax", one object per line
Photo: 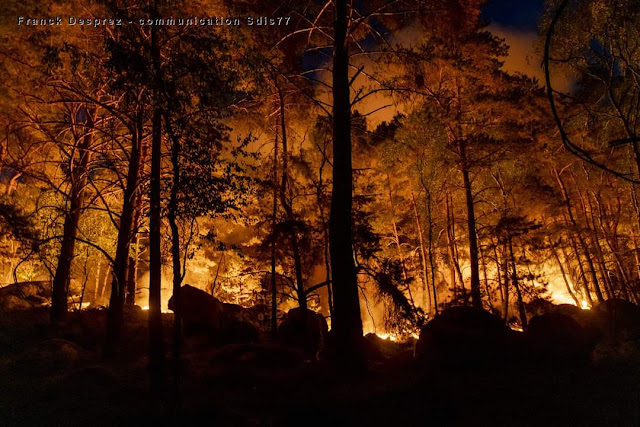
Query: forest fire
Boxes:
[{"xmin": 1, "ymin": 0, "xmax": 640, "ymax": 425}]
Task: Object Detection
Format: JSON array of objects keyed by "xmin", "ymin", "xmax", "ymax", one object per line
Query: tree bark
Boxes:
[
  {"xmin": 508, "ymin": 236, "xmax": 527, "ymax": 329},
  {"xmin": 501, "ymin": 246, "xmax": 510, "ymax": 322},
  {"xmin": 51, "ymin": 108, "xmax": 94, "ymax": 323},
  {"xmin": 104, "ymin": 110, "xmax": 143, "ymax": 358},
  {"xmin": 554, "ymin": 167, "xmax": 603, "ymax": 303},
  {"xmin": 277, "ymin": 83, "xmax": 307, "ymax": 311},
  {"xmin": 125, "ymin": 132, "xmax": 148, "ymax": 306},
  {"xmin": 411, "ymin": 192, "xmax": 430, "ymax": 313},
  {"xmin": 165, "ymin": 114, "xmax": 183, "ymax": 406},
  {"xmin": 271, "ymin": 109, "xmax": 279, "ymax": 338},
  {"xmin": 148, "ymin": 5, "xmax": 165, "ymax": 390},
  {"xmin": 148, "ymin": 107, "xmax": 165, "ymax": 389},
  {"xmin": 458, "ymin": 139, "xmax": 482, "ymax": 308},
  {"xmin": 552, "ymin": 246, "xmax": 580, "ymax": 306},
  {"xmin": 445, "ymin": 195, "xmax": 464, "ymax": 299},
  {"xmin": 426, "ymin": 191, "xmax": 438, "ymax": 315},
  {"xmin": 330, "ymin": 0, "xmax": 365, "ymax": 372}
]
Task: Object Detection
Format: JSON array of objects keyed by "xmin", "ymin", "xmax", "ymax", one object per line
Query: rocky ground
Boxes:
[{"xmin": 1, "ymin": 305, "xmax": 639, "ymax": 426}]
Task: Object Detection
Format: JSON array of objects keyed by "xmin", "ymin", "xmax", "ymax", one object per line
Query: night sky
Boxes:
[{"xmin": 483, "ymin": 0, "xmax": 544, "ymax": 30}]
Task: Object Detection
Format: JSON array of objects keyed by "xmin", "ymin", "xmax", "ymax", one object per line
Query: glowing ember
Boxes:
[{"xmin": 580, "ymin": 301, "xmax": 591, "ymax": 310}]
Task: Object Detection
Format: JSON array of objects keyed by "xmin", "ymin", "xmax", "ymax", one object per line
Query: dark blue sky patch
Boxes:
[{"xmin": 483, "ymin": 0, "xmax": 544, "ymax": 31}]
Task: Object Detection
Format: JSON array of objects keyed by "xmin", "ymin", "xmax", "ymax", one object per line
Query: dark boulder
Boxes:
[
  {"xmin": 593, "ymin": 299, "xmax": 640, "ymax": 339},
  {"xmin": 277, "ymin": 307, "xmax": 328, "ymax": 359},
  {"xmin": 414, "ymin": 306, "xmax": 511, "ymax": 368},
  {"xmin": 168, "ymin": 284, "xmax": 258, "ymax": 345},
  {"xmin": 526, "ymin": 313, "xmax": 590, "ymax": 363},
  {"xmin": 0, "ymin": 281, "xmax": 52, "ymax": 311},
  {"xmin": 168, "ymin": 285, "xmax": 224, "ymax": 331},
  {"xmin": 591, "ymin": 299, "xmax": 640, "ymax": 362},
  {"xmin": 525, "ymin": 298, "xmax": 556, "ymax": 318},
  {"xmin": 552, "ymin": 303, "xmax": 583, "ymax": 319}
]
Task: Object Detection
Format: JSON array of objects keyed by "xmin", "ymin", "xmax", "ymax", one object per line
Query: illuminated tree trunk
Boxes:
[
  {"xmin": 458, "ymin": 139, "xmax": 482, "ymax": 308},
  {"xmin": 277, "ymin": 84, "xmax": 306, "ymax": 311},
  {"xmin": 387, "ymin": 173, "xmax": 415, "ymax": 308},
  {"xmin": 411, "ymin": 192, "xmax": 430, "ymax": 313},
  {"xmin": 588, "ymin": 206, "xmax": 613, "ymax": 299},
  {"xmin": 554, "ymin": 167, "xmax": 603, "ymax": 304},
  {"xmin": 125, "ymin": 135, "xmax": 148, "ymax": 307},
  {"xmin": 97, "ymin": 265, "xmax": 110, "ymax": 305},
  {"xmin": 51, "ymin": 109, "xmax": 94, "ymax": 323},
  {"xmin": 92, "ymin": 259, "xmax": 102, "ymax": 306},
  {"xmin": 594, "ymin": 193, "xmax": 631, "ymax": 300},
  {"xmin": 508, "ymin": 236, "xmax": 527, "ymax": 329},
  {"xmin": 567, "ymin": 233, "xmax": 594, "ymax": 306},
  {"xmin": 579, "ymin": 188, "xmax": 612, "ymax": 299},
  {"xmin": 313, "ymin": 142, "xmax": 334, "ymax": 318},
  {"xmin": 104, "ymin": 110, "xmax": 142, "ymax": 358},
  {"xmin": 501, "ymin": 247, "xmax": 510, "ymax": 322},
  {"xmin": 552, "ymin": 246, "xmax": 580, "ymax": 306},
  {"xmin": 491, "ymin": 242, "xmax": 504, "ymax": 311},
  {"xmin": 481, "ymin": 247, "xmax": 492, "ymax": 307},
  {"xmin": 271, "ymin": 111, "xmax": 279, "ymax": 338},
  {"xmin": 148, "ymin": 11, "xmax": 165, "ymax": 388},
  {"xmin": 165, "ymin": 115, "xmax": 183, "ymax": 404},
  {"xmin": 148, "ymin": 107, "xmax": 165, "ymax": 389},
  {"xmin": 330, "ymin": 0, "xmax": 365, "ymax": 372},
  {"xmin": 445, "ymin": 195, "xmax": 464, "ymax": 299},
  {"xmin": 426, "ymin": 191, "xmax": 438, "ymax": 315}
]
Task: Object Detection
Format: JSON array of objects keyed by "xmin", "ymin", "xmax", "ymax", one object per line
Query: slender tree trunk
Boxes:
[
  {"xmin": 51, "ymin": 109, "xmax": 94, "ymax": 323},
  {"xmin": 554, "ymin": 168, "xmax": 604, "ymax": 303},
  {"xmin": 458, "ymin": 140, "xmax": 482, "ymax": 308},
  {"xmin": 314, "ymin": 142, "xmax": 334, "ymax": 319},
  {"xmin": 91, "ymin": 259, "xmax": 102, "ymax": 306},
  {"xmin": 277, "ymin": 84, "xmax": 306, "ymax": 311},
  {"xmin": 125, "ymin": 134, "xmax": 148, "ymax": 306},
  {"xmin": 552, "ymin": 246, "xmax": 580, "ymax": 306},
  {"xmin": 508, "ymin": 236, "xmax": 527, "ymax": 329},
  {"xmin": 426, "ymin": 191, "xmax": 438, "ymax": 315},
  {"xmin": 148, "ymin": 107, "xmax": 165, "ymax": 390},
  {"xmin": 481, "ymin": 246, "xmax": 492, "ymax": 307},
  {"xmin": 567, "ymin": 234, "xmax": 594, "ymax": 306},
  {"xmin": 165, "ymin": 115, "xmax": 183, "ymax": 407},
  {"xmin": 411, "ymin": 193, "xmax": 430, "ymax": 313},
  {"xmin": 78, "ymin": 252, "xmax": 89, "ymax": 311},
  {"xmin": 502, "ymin": 246, "xmax": 510, "ymax": 322},
  {"xmin": 104, "ymin": 110, "xmax": 143, "ymax": 358},
  {"xmin": 98, "ymin": 265, "xmax": 110, "ymax": 304},
  {"xmin": 330, "ymin": 0, "xmax": 365, "ymax": 372},
  {"xmin": 148, "ymin": 6, "xmax": 165, "ymax": 390},
  {"xmin": 595, "ymin": 194, "xmax": 630, "ymax": 300},
  {"xmin": 271, "ymin": 112, "xmax": 279, "ymax": 338},
  {"xmin": 387, "ymin": 174, "xmax": 415, "ymax": 308},
  {"xmin": 445, "ymin": 196, "xmax": 464, "ymax": 298},
  {"xmin": 581, "ymin": 190, "xmax": 612, "ymax": 299}
]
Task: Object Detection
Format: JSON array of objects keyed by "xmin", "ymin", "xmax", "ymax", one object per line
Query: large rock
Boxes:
[
  {"xmin": 0, "ymin": 281, "xmax": 52, "ymax": 311},
  {"xmin": 526, "ymin": 313, "xmax": 590, "ymax": 363},
  {"xmin": 593, "ymin": 299, "xmax": 640, "ymax": 339},
  {"xmin": 168, "ymin": 284, "xmax": 258, "ymax": 344},
  {"xmin": 590, "ymin": 299, "xmax": 640, "ymax": 362},
  {"xmin": 414, "ymin": 306, "xmax": 511, "ymax": 368},
  {"xmin": 277, "ymin": 307, "xmax": 328, "ymax": 359}
]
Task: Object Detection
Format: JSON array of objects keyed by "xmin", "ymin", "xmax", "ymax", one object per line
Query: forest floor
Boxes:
[{"xmin": 1, "ymin": 307, "xmax": 639, "ymax": 426}]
